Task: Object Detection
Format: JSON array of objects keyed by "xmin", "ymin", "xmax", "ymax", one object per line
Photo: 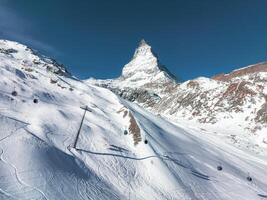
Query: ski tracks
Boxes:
[{"xmin": 0, "ymin": 147, "xmax": 49, "ymax": 200}]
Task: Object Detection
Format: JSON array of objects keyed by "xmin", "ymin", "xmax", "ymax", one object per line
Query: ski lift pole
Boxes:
[{"xmin": 73, "ymin": 105, "xmax": 92, "ymax": 149}]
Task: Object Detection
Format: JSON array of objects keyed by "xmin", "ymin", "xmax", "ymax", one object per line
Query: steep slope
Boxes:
[
  {"xmin": 1, "ymin": 40, "xmax": 267, "ymax": 200},
  {"xmin": 87, "ymin": 41, "xmax": 267, "ymax": 153}
]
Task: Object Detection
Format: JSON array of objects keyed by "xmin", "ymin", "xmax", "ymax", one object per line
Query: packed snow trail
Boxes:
[{"xmin": 1, "ymin": 40, "xmax": 267, "ymax": 199}]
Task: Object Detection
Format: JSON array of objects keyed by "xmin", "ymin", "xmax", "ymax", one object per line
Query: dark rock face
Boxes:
[
  {"xmin": 220, "ymin": 81, "xmax": 256, "ymax": 111},
  {"xmin": 255, "ymin": 97, "xmax": 267, "ymax": 123},
  {"xmin": 40, "ymin": 57, "xmax": 71, "ymax": 77},
  {"xmin": 108, "ymin": 87, "xmax": 161, "ymax": 107},
  {"xmin": 0, "ymin": 48, "xmax": 18, "ymax": 55}
]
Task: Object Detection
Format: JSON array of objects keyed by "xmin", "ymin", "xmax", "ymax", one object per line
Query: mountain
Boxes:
[
  {"xmin": 120, "ymin": 39, "xmax": 176, "ymax": 85},
  {"xmin": 87, "ymin": 39, "xmax": 178, "ymax": 107},
  {"xmin": 88, "ymin": 40, "xmax": 267, "ymax": 154},
  {"xmin": 92, "ymin": 39, "xmax": 176, "ymax": 87},
  {"xmin": 1, "ymin": 40, "xmax": 267, "ymax": 199}
]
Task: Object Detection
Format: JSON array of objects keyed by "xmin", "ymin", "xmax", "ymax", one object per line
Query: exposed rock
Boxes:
[
  {"xmin": 255, "ymin": 96, "xmax": 267, "ymax": 123},
  {"xmin": 0, "ymin": 48, "xmax": 18, "ymax": 55},
  {"xmin": 212, "ymin": 62, "xmax": 267, "ymax": 81},
  {"xmin": 117, "ymin": 107, "xmax": 142, "ymax": 145},
  {"xmin": 128, "ymin": 112, "xmax": 142, "ymax": 145}
]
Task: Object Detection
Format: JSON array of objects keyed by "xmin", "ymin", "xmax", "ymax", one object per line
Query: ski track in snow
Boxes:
[
  {"xmin": 0, "ymin": 147, "xmax": 49, "ymax": 200},
  {"xmin": 1, "ymin": 39, "xmax": 267, "ymax": 199}
]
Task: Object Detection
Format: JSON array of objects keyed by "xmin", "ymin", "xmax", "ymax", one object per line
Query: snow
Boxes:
[
  {"xmin": 180, "ymin": 77, "xmax": 222, "ymax": 90},
  {"xmin": 231, "ymin": 61, "xmax": 267, "ymax": 73},
  {"xmin": 1, "ymin": 39, "xmax": 267, "ymax": 200}
]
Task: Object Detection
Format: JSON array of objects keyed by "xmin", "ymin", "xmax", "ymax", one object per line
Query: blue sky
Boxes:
[{"xmin": 1, "ymin": 0, "xmax": 267, "ymax": 80}]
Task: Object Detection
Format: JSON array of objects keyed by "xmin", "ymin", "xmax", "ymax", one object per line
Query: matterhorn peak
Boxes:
[
  {"xmin": 133, "ymin": 39, "xmax": 154, "ymax": 59},
  {"xmin": 139, "ymin": 39, "xmax": 148, "ymax": 46},
  {"xmin": 120, "ymin": 39, "xmax": 176, "ymax": 85}
]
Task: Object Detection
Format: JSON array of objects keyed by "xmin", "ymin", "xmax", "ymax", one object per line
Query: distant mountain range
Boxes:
[{"xmin": 88, "ymin": 39, "xmax": 267, "ymax": 152}]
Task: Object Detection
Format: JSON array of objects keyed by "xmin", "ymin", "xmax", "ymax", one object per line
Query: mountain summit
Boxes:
[
  {"xmin": 132, "ymin": 39, "xmax": 152, "ymax": 58},
  {"xmin": 120, "ymin": 39, "xmax": 176, "ymax": 86}
]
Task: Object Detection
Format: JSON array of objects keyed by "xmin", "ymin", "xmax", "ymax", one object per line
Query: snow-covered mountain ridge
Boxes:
[
  {"xmin": 212, "ymin": 62, "xmax": 267, "ymax": 81},
  {"xmin": 88, "ymin": 40, "xmax": 267, "ymax": 153},
  {"xmin": 87, "ymin": 39, "xmax": 177, "ymax": 99},
  {"xmin": 1, "ymin": 39, "xmax": 267, "ymax": 200},
  {"xmin": 0, "ymin": 40, "xmax": 71, "ymax": 78},
  {"xmin": 121, "ymin": 39, "xmax": 176, "ymax": 85}
]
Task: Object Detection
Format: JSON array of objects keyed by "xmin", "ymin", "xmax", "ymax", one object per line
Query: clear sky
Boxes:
[{"xmin": 1, "ymin": 0, "xmax": 267, "ymax": 80}]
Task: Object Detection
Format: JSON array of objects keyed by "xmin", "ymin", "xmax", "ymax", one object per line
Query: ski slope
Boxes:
[{"xmin": 1, "ymin": 40, "xmax": 267, "ymax": 200}]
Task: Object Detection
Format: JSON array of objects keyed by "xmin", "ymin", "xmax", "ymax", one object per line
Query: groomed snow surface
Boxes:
[{"xmin": 1, "ymin": 40, "xmax": 267, "ymax": 200}]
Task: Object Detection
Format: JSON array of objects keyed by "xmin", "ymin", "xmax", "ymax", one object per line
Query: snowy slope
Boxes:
[{"xmin": 1, "ymin": 40, "xmax": 267, "ymax": 200}]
